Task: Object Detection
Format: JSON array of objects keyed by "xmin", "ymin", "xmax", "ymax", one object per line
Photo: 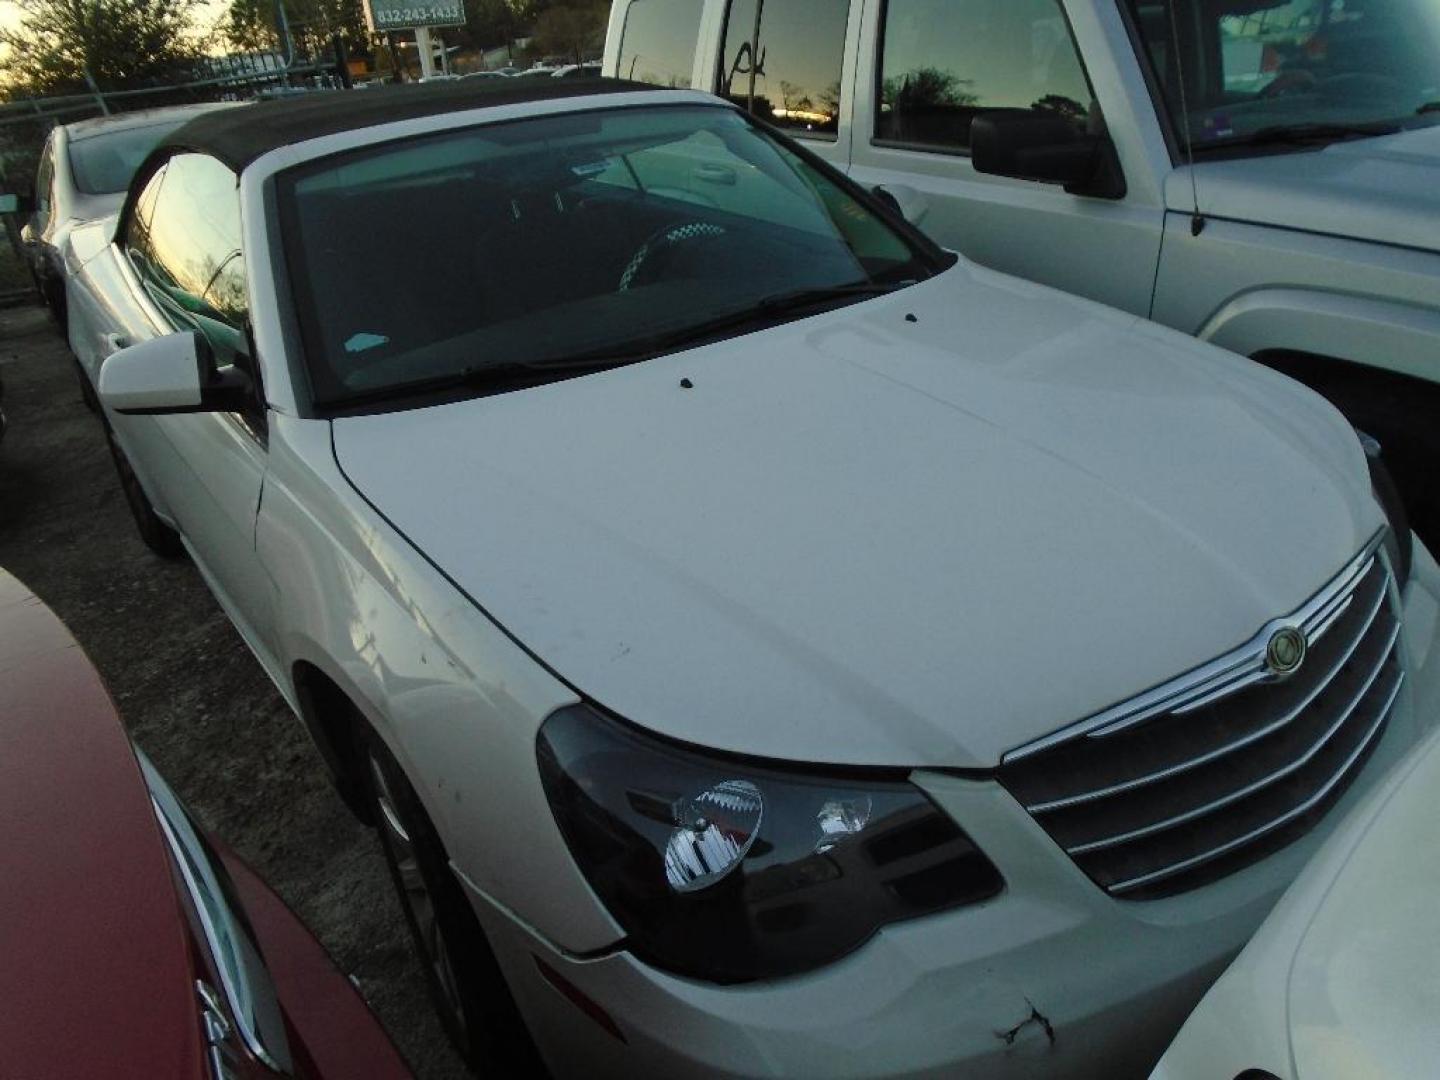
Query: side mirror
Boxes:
[
  {"xmin": 872, "ymin": 183, "xmax": 929, "ymax": 226},
  {"xmin": 0, "ymin": 193, "xmax": 35, "ymax": 215},
  {"xmin": 99, "ymin": 332, "xmax": 252, "ymax": 416},
  {"xmin": 970, "ymin": 110, "xmax": 1125, "ymax": 199}
]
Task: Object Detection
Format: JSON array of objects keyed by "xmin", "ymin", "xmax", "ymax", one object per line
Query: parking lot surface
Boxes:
[{"xmin": 0, "ymin": 301, "xmax": 470, "ymax": 1080}]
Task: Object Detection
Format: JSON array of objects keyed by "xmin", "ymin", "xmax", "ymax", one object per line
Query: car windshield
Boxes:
[
  {"xmin": 279, "ymin": 105, "xmax": 938, "ymax": 410},
  {"xmin": 68, "ymin": 122, "xmax": 183, "ymax": 195},
  {"xmin": 1126, "ymin": 0, "xmax": 1440, "ymax": 151}
]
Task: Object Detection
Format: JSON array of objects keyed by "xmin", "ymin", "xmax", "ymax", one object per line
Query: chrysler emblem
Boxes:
[{"xmin": 1266, "ymin": 626, "xmax": 1307, "ymax": 677}]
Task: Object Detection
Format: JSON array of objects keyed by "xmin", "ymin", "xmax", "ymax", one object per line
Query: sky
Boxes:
[
  {"xmin": 0, "ymin": 0, "xmax": 232, "ymax": 38},
  {"xmin": 0, "ymin": 0, "xmax": 233, "ymax": 74}
]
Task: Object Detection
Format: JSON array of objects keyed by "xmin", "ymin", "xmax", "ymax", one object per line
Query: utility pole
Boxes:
[
  {"xmin": 415, "ymin": 26, "xmax": 437, "ymax": 78},
  {"xmin": 82, "ymin": 67, "xmax": 111, "ymax": 116},
  {"xmin": 273, "ymin": 0, "xmax": 297, "ymax": 85}
]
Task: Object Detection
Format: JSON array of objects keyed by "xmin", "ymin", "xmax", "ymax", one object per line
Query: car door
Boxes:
[
  {"xmin": 846, "ymin": 0, "xmax": 1166, "ymax": 316},
  {"xmin": 107, "ymin": 152, "xmax": 278, "ymax": 659}
]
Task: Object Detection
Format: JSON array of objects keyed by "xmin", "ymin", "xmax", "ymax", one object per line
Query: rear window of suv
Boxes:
[
  {"xmin": 717, "ymin": 0, "xmax": 852, "ymax": 140},
  {"xmin": 615, "ymin": 0, "xmax": 705, "ymax": 88}
]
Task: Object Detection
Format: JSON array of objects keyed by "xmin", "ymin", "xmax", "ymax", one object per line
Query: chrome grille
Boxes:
[{"xmin": 999, "ymin": 534, "xmax": 1404, "ymax": 899}]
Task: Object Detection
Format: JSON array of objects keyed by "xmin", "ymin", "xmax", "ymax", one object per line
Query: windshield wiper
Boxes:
[
  {"xmin": 323, "ymin": 280, "xmax": 917, "ymax": 410},
  {"xmin": 1201, "ymin": 120, "xmax": 1402, "ymax": 151},
  {"xmin": 552, "ymin": 279, "xmax": 918, "ymax": 368},
  {"xmin": 320, "ymin": 356, "xmax": 623, "ymax": 410},
  {"xmin": 753, "ymin": 280, "xmax": 916, "ymax": 314}
]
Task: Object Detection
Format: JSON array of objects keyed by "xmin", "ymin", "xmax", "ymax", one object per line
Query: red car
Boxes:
[{"xmin": 0, "ymin": 569, "xmax": 412, "ymax": 1080}]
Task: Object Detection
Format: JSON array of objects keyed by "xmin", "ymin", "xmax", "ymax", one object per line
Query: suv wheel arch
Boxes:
[{"xmin": 1256, "ymin": 350, "xmax": 1440, "ymax": 546}]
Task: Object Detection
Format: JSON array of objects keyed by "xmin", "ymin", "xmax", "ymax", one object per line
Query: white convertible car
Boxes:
[{"xmin": 66, "ymin": 80, "xmax": 1440, "ymax": 1078}]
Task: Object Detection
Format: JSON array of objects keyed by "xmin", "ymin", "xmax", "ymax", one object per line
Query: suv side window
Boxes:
[
  {"xmin": 875, "ymin": 0, "xmax": 1096, "ymax": 152},
  {"xmin": 717, "ymin": 0, "xmax": 851, "ymax": 139},
  {"xmin": 615, "ymin": 0, "xmax": 704, "ymax": 87}
]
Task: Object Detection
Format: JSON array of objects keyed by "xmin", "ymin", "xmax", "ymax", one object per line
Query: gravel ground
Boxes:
[{"xmin": 0, "ymin": 301, "xmax": 471, "ymax": 1080}]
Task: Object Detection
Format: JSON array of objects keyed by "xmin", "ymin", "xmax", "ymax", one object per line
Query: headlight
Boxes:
[{"xmin": 537, "ymin": 704, "xmax": 1003, "ymax": 983}]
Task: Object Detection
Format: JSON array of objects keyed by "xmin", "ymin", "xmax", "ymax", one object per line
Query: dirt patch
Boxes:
[{"xmin": 0, "ymin": 303, "xmax": 470, "ymax": 1080}]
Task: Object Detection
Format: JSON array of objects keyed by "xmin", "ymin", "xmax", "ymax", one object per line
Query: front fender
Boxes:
[
  {"xmin": 1198, "ymin": 287, "xmax": 1440, "ymax": 386},
  {"xmin": 260, "ymin": 415, "xmax": 623, "ymax": 954}
]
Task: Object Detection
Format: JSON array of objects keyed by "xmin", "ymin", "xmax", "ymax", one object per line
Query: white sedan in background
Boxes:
[
  {"xmin": 11, "ymin": 104, "xmax": 235, "ymax": 325},
  {"xmin": 64, "ymin": 78, "xmax": 1440, "ymax": 1078}
]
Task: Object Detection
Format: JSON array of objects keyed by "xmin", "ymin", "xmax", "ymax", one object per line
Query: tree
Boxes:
[
  {"xmin": 779, "ymin": 79, "xmax": 801, "ymax": 113},
  {"xmin": 817, "ymin": 80, "xmax": 841, "ymax": 121},
  {"xmin": 0, "ymin": 0, "xmax": 204, "ymax": 96},
  {"xmin": 531, "ymin": 0, "xmax": 607, "ymax": 64},
  {"xmin": 881, "ymin": 67, "xmax": 978, "ymax": 112},
  {"xmin": 224, "ymin": 0, "xmax": 369, "ymax": 59},
  {"xmin": 1032, "ymin": 93, "xmax": 1088, "ymax": 125}
]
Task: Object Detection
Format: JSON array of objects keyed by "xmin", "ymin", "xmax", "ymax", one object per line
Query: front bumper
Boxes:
[{"xmin": 470, "ymin": 540, "xmax": 1440, "ymax": 1079}]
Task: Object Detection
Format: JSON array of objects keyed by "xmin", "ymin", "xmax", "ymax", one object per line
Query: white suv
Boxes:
[
  {"xmin": 68, "ymin": 80, "xmax": 1440, "ymax": 1077},
  {"xmin": 604, "ymin": 0, "xmax": 1440, "ymax": 541}
]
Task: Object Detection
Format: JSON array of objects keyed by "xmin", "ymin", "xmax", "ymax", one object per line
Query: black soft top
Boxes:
[{"xmin": 160, "ymin": 77, "xmax": 664, "ymax": 171}]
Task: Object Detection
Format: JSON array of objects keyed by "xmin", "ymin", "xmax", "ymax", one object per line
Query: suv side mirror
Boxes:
[
  {"xmin": 970, "ymin": 110, "xmax": 1125, "ymax": 199},
  {"xmin": 99, "ymin": 331, "xmax": 252, "ymax": 415},
  {"xmin": 0, "ymin": 193, "xmax": 35, "ymax": 215}
]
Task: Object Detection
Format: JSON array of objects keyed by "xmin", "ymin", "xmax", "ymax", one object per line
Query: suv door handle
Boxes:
[{"xmin": 695, "ymin": 164, "xmax": 737, "ymax": 186}]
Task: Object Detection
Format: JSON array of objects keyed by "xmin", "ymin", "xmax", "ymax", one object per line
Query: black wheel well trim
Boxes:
[
  {"xmin": 1251, "ymin": 348, "xmax": 1440, "ymax": 448},
  {"xmin": 1252, "ymin": 348, "xmax": 1440, "ymax": 396},
  {"xmin": 290, "ymin": 659, "xmax": 374, "ymax": 822}
]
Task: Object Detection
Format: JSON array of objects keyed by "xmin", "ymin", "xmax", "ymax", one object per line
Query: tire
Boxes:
[
  {"xmin": 75, "ymin": 357, "xmax": 99, "ymax": 413},
  {"xmin": 361, "ymin": 727, "xmax": 547, "ymax": 1077},
  {"xmin": 42, "ymin": 276, "xmax": 66, "ymax": 331},
  {"xmin": 104, "ymin": 421, "xmax": 184, "ymax": 557}
]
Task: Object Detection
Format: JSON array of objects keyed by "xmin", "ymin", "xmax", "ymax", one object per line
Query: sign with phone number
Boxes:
[{"xmin": 363, "ymin": 0, "xmax": 465, "ymax": 30}]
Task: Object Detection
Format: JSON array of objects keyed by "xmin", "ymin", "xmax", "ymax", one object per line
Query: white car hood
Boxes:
[
  {"xmin": 1170, "ymin": 124, "xmax": 1440, "ymax": 253},
  {"xmin": 332, "ymin": 265, "xmax": 1381, "ymax": 768}
]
